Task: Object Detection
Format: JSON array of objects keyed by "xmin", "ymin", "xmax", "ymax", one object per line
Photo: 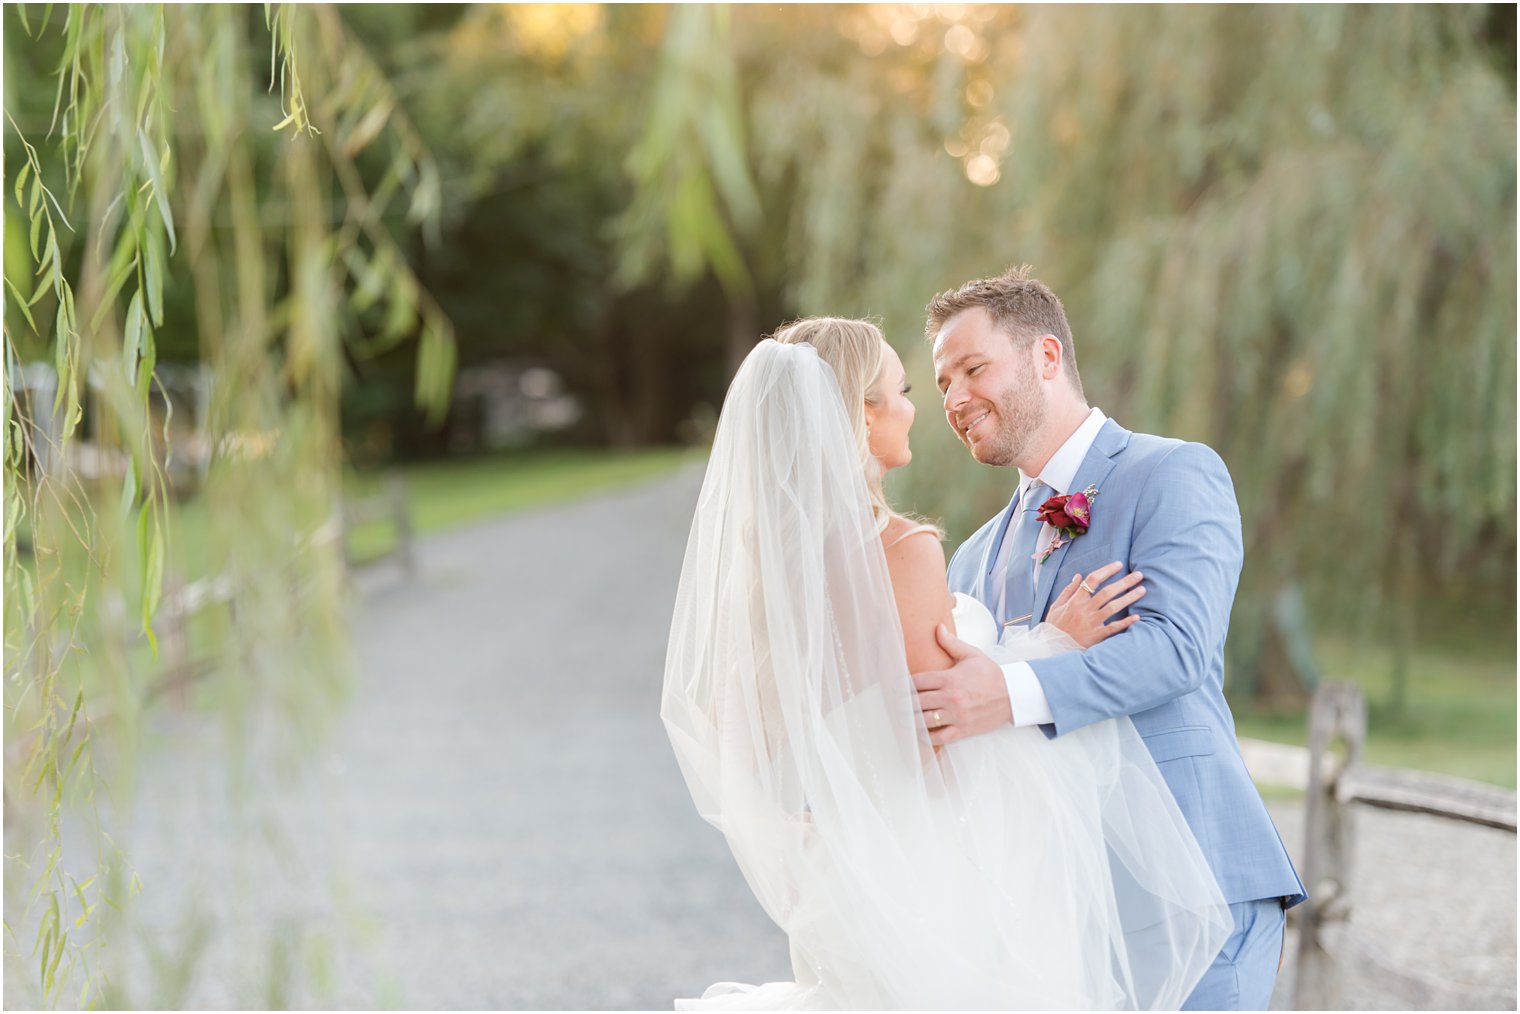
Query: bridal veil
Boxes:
[{"xmin": 661, "ymin": 339, "xmax": 1230, "ymax": 1010}]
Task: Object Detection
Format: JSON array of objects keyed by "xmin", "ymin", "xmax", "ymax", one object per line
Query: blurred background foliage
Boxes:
[
  {"xmin": 357, "ymin": 2, "xmax": 1515, "ymax": 701},
  {"xmin": 3, "ymin": 3, "xmax": 1515, "ymax": 1007}
]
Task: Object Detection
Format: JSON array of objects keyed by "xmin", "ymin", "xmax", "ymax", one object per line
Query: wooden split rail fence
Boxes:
[
  {"xmin": 114, "ymin": 475, "xmax": 416, "ymax": 709},
  {"xmin": 1238, "ymin": 681, "xmax": 1517, "ymax": 1011},
  {"xmin": 338, "ymin": 471, "xmax": 417, "ymax": 580},
  {"xmin": 7, "ymin": 477, "xmax": 417, "ymax": 772}
]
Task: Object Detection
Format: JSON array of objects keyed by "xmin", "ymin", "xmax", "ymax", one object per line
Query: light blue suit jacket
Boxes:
[{"xmin": 947, "ymin": 418, "xmax": 1306, "ymax": 908}]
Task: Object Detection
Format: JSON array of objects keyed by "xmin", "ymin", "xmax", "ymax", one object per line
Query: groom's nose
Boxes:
[{"xmin": 943, "ymin": 380, "xmax": 968, "ymax": 412}]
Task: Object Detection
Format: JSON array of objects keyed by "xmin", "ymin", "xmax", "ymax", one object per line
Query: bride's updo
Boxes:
[{"xmin": 770, "ymin": 317, "xmax": 894, "ymax": 533}]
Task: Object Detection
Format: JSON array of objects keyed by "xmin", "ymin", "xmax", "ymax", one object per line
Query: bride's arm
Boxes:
[{"xmin": 883, "ymin": 529, "xmax": 956, "ymax": 673}]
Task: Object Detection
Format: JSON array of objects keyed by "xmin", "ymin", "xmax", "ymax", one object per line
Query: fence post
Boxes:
[
  {"xmin": 386, "ymin": 471, "xmax": 417, "ymax": 580},
  {"xmin": 158, "ymin": 580, "xmax": 193, "ymax": 709},
  {"xmin": 1293, "ymin": 680, "xmax": 1366, "ymax": 1011}
]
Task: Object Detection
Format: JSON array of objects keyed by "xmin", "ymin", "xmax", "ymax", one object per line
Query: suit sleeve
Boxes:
[
  {"xmin": 945, "ymin": 541, "xmax": 968, "ymax": 585},
  {"xmin": 1028, "ymin": 442, "xmax": 1244, "ymax": 736}
]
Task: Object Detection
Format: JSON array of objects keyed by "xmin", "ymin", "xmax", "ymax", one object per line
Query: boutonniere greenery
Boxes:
[{"xmin": 1033, "ymin": 484, "xmax": 1101, "ymax": 565}]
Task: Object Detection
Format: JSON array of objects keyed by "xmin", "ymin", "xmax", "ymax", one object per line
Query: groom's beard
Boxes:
[{"xmin": 971, "ymin": 364, "xmax": 1047, "ymax": 467}]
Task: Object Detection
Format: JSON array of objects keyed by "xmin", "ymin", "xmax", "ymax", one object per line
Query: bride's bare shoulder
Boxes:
[
  {"xmin": 882, "ymin": 521, "xmax": 947, "ymax": 585},
  {"xmin": 881, "ymin": 518, "xmax": 953, "ymax": 670},
  {"xmin": 882, "ymin": 516, "xmax": 943, "ymax": 552}
]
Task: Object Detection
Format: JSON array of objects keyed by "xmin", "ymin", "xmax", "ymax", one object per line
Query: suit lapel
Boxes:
[
  {"xmin": 979, "ymin": 488, "xmax": 1022, "ymax": 607},
  {"xmin": 1031, "ymin": 420, "xmax": 1130, "ymax": 621}
]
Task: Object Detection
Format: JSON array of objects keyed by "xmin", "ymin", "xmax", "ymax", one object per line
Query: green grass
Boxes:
[
  {"xmin": 14, "ymin": 447, "xmax": 699, "ymax": 598},
  {"xmin": 1233, "ymin": 630, "xmax": 1516, "ymax": 789},
  {"xmin": 341, "ymin": 446, "xmax": 700, "ymax": 563}
]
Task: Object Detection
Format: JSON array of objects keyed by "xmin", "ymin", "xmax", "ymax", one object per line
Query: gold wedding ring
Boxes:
[
  {"xmin": 1080, "ymin": 579, "xmax": 1097, "ymax": 595},
  {"xmin": 931, "ymin": 710, "xmax": 943, "ymax": 728}
]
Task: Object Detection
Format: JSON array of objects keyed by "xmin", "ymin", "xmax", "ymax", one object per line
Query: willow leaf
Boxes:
[
  {"xmin": 138, "ymin": 507, "xmax": 163, "ymax": 653},
  {"xmin": 13, "ymin": 161, "xmax": 31, "ymax": 208},
  {"xmin": 6, "ymin": 276, "xmax": 38, "ymax": 333},
  {"xmin": 118, "ymin": 456, "xmax": 138, "ymax": 519},
  {"xmin": 123, "ymin": 290, "xmax": 144, "ymax": 375},
  {"xmin": 28, "ymin": 208, "xmax": 43, "ymax": 261},
  {"xmin": 144, "ymin": 226, "xmax": 165, "ymax": 325},
  {"xmin": 136, "ymin": 127, "xmax": 175, "ymax": 253}
]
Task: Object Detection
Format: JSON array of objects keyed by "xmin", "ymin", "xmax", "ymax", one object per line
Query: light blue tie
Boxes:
[{"xmin": 1003, "ymin": 479, "xmax": 1049, "ymax": 626}]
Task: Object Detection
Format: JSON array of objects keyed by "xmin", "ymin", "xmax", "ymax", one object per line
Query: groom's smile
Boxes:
[{"xmin": 959, "ymin": 409, "xmax": 993, "ymax": 440}]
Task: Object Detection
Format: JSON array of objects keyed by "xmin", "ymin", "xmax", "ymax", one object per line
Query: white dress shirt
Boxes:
[{"xmin": 993, "ymin": 407, "xmax": 1107, "ymax": 727}]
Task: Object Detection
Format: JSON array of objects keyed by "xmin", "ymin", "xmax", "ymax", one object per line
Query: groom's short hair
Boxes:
[{"xmin": 924, "ymin": 265, "xmax": 1083, "ymax": 392}]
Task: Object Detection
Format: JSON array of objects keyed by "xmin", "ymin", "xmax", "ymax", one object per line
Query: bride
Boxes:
[{"xmin": 662, "ymin": 319, "xmax": 1231, "ymax": 1010}]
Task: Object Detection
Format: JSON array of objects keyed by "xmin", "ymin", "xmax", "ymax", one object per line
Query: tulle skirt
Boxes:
[{"xmin": 678, "ymin": 713, "xmax": 1228, "ymax": 1011}]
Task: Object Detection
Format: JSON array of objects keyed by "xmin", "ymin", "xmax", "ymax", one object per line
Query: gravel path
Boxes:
[
  {"xmin": 327, "ymin": 464, "xmax": 790, "ymax": 1009},
  {"xmin": 88, "ymin": 463, "xmax": 1515, "ymax": 1010}
]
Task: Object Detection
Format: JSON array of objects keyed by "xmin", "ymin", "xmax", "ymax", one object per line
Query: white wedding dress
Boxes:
[{"xmin": 663, "ymin": 341, "xmax": 1230, "ymax": 1011}]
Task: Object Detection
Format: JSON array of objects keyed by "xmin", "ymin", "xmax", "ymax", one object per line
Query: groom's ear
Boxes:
[{"xmin": 1035, "ymin": 334, "xmax": 1063, "ymax": 380}]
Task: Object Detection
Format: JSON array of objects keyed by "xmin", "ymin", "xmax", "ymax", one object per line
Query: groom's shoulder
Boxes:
[
  {"xmin": 1114, "ymin": 427, "xmax": 1235, "ymax": 497},
  {"xmin": 1116, "ymin": 426, "xmax": 1228, "ymax": 473},
  {"xmin": 1115, "ymin": 425, "xmax": 1182, "ymax": 461}
]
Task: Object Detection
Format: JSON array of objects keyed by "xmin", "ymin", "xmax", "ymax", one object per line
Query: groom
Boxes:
[{"xmin": 913, "ymin": 265, "xmax": 1305, "ymax": 1010}]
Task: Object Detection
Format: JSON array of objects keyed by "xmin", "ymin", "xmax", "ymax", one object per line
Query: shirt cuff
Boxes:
[{"xmin": 1003, "ymin": 661, "xmax": 1054, "ymax": 728}]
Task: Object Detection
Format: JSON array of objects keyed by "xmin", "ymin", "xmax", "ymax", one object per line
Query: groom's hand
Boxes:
[{"xmin": 912, "ymin": 625, "xmax": 1012, "ymax": 747}]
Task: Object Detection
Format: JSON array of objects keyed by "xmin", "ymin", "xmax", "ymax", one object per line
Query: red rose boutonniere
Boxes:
[{"xmin": 1033, "ymin": 484, "xmax": 1101, "ymax": 565}]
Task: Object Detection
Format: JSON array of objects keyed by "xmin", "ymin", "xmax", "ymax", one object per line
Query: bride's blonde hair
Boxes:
[{"xmin": 770, "ymin": 317, "xmax": 937, "ymax": 538}]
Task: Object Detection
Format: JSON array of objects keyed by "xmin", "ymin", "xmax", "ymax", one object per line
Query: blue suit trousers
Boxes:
[{"xmin": 1182, "ymin": 897, "xmax": 1286, "ymax": 1010}]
